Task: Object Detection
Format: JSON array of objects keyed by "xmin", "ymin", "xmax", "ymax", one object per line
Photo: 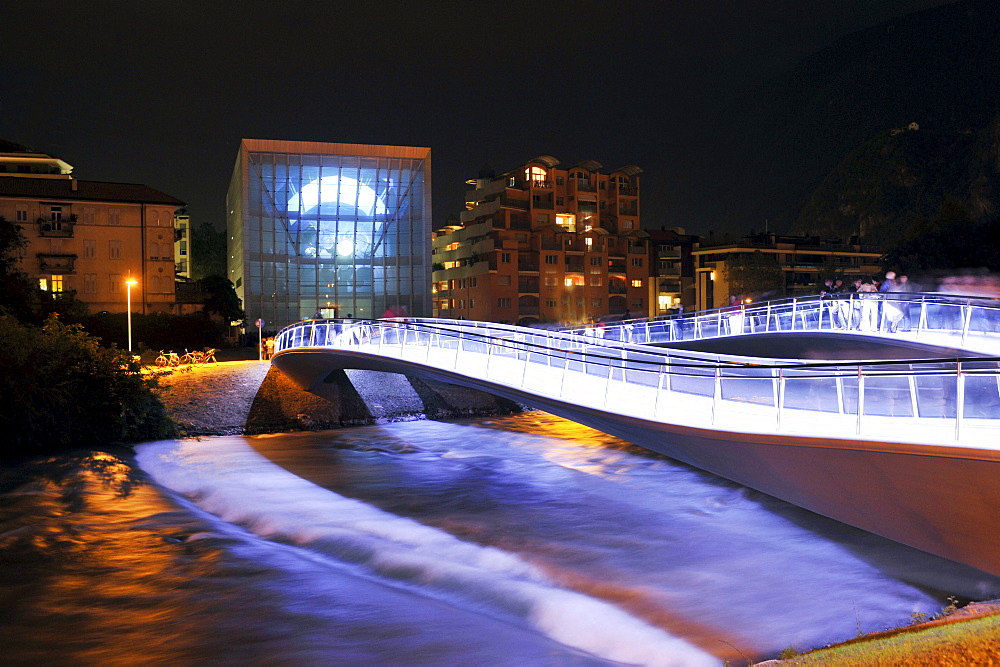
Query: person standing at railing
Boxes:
[
  {"xmin": 726, "ymin": 295, "xmax": 745, "ymax": 335},
  {"xmin": 857, "ymin": 278, "xmax": 879, "ymax": 331},
  {"xmin": 881, "ymin": 272, "xmax": 906, "ymax": 332}
]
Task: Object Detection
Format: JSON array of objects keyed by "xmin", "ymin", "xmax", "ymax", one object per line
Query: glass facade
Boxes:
[{"xmin": 228, "ymin": 140, "xmax": 431, "ymax": 329}]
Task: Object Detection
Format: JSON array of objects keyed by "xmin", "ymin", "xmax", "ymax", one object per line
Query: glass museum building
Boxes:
[{"xmin": 227, "ymin": 139, "xmax": 432, "ymax": 329}]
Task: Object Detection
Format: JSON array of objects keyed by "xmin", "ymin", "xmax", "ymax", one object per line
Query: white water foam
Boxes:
[{"xmin": 136, "ymin": 437, "xmax": 718, "ymax": 665}]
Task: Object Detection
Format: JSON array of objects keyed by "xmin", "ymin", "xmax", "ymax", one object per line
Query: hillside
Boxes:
[
  {"xmin": 790, "ymin": 116, "xmax": 1000, "ymax": 246},
  {"xmin": 704, "ymin": 0, "xmax": 1000, "ymax": 235}
]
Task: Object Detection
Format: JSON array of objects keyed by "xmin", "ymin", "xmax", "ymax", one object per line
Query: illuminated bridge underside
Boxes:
[{"xmin": 273, "ymin": 320, "xmax": 1000, "ymax": 577}]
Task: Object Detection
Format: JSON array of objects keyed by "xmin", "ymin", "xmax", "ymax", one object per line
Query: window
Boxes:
[
  {"xmin": 49, "ymin": 206, "xmax": 63, "ymax": 221},
  {"xmin": 84, "ymin": 273, "xmax": 97, "ymax": 294},
  {"xmin": 440, "ymin": 299, "xmax": 450, "ymax": 310},
  {"xmin": 498, "ymin": 298, "xmax": 512, "ymax": 308},
  {"xmin": 498, "ymin": 275, "xmax": 511, "ymax": 286},
  {"xmin": 469, "ymin": 299, "xmax": 475, "ymax": 309},
  {"xmin": 544, "ymin": 276, "xmax": 558, "ymax": 286},
  {"xmin": 15, "ymin": 208, "xmax": 28, "ymax": 222},
  {"xmin": 109, "ymin": 274, "xmax": 122, "ymax": 294},
  {"xmin": 500, "ymin": 252, "xmax": 511, "ymax": 263},
  {"xmin": 631, "ymin": 279, "xmax": 643, "ymax": 288},
  {"xmin": 38, "ymin": 277, "xmax": 48, "ymax": 291},
  {"xmin": 150, "ymin": 275, "xmax": 160, "ymax": 293},
  {"xmin": 589, "ymin": 265, "xmax": 602, "ymax": 274},
  {"xmin": 590, "ymin": 256, "xmax": 602, "ymax": 266},
  {"xmin": 589, "ymin": 277, "xmax": 602, "ymax": 286},
  {"xmin": 632, "ymin": 258, "xmax": 644, "ymax": 267},
  {"xmin": 621, "ymin": 220, "xmax": 633, "ymax": 230},
  {"xmin": 546, "ymin": 298, "xmax": 557, "ymax": 307},
  {"xmin": 524, "ymin": 166, "xmax": 547, "ymax": 185},
  {"xmin": 591, "ymin": 298, "xmax": 602, "ymax": 308},
  {"xmin": 633, "ymin": 300, "xmax": 644, "ymax": 309},
  {"xmin": 109, "ymin": 208, "xmax": 121, "ymax": 225},
  {"xmin": 180, "ymin": 241, "xmax": 188, "ymax": 256},
  {"xmin": 83, "ymin": 208, "xmax": 96, "ymax": 225},
  {"xmin": 564, "ymin": 276, "xmax": 584, "ymax": 286},
  {"xmin": 109, "ymin": 240, "xmax": 122, "ymax": 259},
  {"xmin": 556, "ymin": 177, "xmax": 564, "ymax": 185},
  {"xmin": 545, "ymin": 254, "xmax": 558, "ymax": 265},
  {"xmin": 536, "ymin": 214, "xmax": 550, "ymax": 225}
]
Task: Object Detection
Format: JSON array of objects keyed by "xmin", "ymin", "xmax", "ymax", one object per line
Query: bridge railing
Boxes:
[
  {"xmin": 566, "ymin": 293, "xmax": 1000, "ymax": 349},
  {"xmin": 274, "ymin": 317, "xmax": 1000, "ymax": 447}
]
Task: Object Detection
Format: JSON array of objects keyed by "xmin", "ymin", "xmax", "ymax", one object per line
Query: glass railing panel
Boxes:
[
  {"xmin": 669, "ymin": 363, "xmax": 716, "ymax": 396},
  {"xmin": 860, "ymin": 373, "xmax": 915, "ymax": 417},
  {"xmin": 782, "ymin": 370, "xmax": 844, "ymax": 413},
  {"xmin": 621, "ymin": 351, "xmax": 664, "ymax": 388},
  {"xmin": 720, "ymin": 367, "xmax": 774, "ymax": 406}
]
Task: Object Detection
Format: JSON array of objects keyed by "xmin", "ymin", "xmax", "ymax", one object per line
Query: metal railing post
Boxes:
[
  {"xmin": 791, "ymin": 299, "xmax": 798, "ymax": 331},
  {"xmin": 856, "ymin": 367, "xmax": 865, "ymax": 436},
  {"xmin": 775, "ymin": 368, "xmax": 784, "ymax": 431},
  {"xmin": 766, "ymin": 302, "xmax": 772, "ymax": 332},
  {"xmin": 917, "ymin": 299, "xmax": 927, "ymax": 338},
  {"xmin": 961, "ymin": 302, "xmax": 972, "ymax": 346},
  {"xmin": 712, "ymin": 365, "xmax": 722, "ymax": 426},
  {"xmin": 956, "ymin": 361, "xmax": 964, "ymax": 441}
]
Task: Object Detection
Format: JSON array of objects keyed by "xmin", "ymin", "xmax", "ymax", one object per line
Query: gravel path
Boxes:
[{"xmin": 148, "ymin": 360, "xmax": 272, "ymax": 436}]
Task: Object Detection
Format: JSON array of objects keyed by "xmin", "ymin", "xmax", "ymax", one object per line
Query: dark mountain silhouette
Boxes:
[{"xmin": 701, "ymin": 0, "xmax": 1000, "ymax": 239}]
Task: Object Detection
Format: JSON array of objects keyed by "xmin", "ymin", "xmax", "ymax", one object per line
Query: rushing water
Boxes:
[{"xmin": 2, "ymin": 413, "xmax": 999, "ymax": 664}]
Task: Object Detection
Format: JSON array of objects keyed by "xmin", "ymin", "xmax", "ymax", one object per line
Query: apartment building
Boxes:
[
  {"xmin": 433, "ymin": 157, "xmax": 648, "ymax": 325},
  {"xmin": 692, "ymin": 232, "xmax": 883, "ymax": 310},
  {"xmin": 0, "ymin": 143, "xmax": 184, "ymax": 314}
]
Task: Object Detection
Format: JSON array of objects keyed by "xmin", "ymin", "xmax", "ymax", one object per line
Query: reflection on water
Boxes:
[{"xmin": 3, "ymin": 413, "xmax": 999, "ymax": 663}]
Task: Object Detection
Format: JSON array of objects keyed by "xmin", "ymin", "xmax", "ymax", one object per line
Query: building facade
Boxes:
[
  {"xmin": 692, "ymin": 233, "xmax": 883, "ymax": 310},
  {"xmin": 228, "ymin": 139, "xmax": 432, "ymax": 329},
  {"xmin": 0, "ymin": 144, "xmax": 184, "ymax": 314},
  {"xmin": 173, "ymin": 210, "xmax": 191, "ymax": 279},
  {"xmin": 432, "ymin": 157, "xmax": 647, "ymax": 325},
  {"xmin": 646, "ymin": 227, "xmax": 697, "ymax": 316}
]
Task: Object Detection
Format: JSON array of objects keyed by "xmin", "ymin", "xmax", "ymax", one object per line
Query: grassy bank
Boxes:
[{"xmin": 771, "ymin": 601, "xmax": 1000, "ymax": 664}]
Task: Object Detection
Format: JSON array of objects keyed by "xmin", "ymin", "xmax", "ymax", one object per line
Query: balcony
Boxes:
[
  {"xmin": 37, "ymin": 217, "xmax": 76, "ymax": 237},
  {"xmin": 527, "ymin": 180, "xmax": 552, "ymax": 189},
  {"xmin": 575, "ymin": 182, "xmax": 597, "ymax": 193},
  {"xmin": 608, "ymin": 260, "xmax": 626, "ymax": 273},
  {"xmin": 37, "ymin": 253, "xmax": 77, "ymax": 274},
  {"xmin": 518, "ymin": 278, "xmax": 539, "ymax": 293},
  {"xmin": 612, "ymin": 185, "xmax": 638, "ymax": 196}
]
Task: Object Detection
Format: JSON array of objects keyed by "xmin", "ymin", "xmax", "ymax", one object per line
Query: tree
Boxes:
[
  {"xmin": 191, "ymin": 222, "xmax": 227, "ymax": 279},
  {"xmin": 0, "ymin": 216, "xmax": 40, "ymax": 321},
  {"xmin": 198, "ymin": 275, "xmax": 245, "ymax": 323},
  {"xmin": 723, "ymin": 250, "xmax": 785, "ymax": 300}
]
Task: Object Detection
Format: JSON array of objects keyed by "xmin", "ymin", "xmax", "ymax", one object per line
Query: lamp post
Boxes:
[{"xmin": 126, "ymin": 278, "xmax": 138, "ymax": 352}]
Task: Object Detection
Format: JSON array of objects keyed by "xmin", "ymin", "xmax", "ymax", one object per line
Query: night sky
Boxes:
[{"xmin": 3, "ymin": 0, "xmax": 952, "ymax": 234}]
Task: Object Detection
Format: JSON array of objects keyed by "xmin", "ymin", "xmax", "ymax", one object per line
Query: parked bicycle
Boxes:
[{"xmin": 154, "ymin": 350, "xmax": 181, "ymax": 367}]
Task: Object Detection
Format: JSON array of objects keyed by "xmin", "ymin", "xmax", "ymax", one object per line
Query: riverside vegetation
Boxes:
[{"xmin": 0, "ymin": 314, "xmax": 176, "ymax": 454}]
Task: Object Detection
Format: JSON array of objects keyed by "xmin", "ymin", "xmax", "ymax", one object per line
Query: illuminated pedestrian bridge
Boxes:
[{"xmin": 271, "ymin": 293, "xmax": 1000, "ymax": 577}]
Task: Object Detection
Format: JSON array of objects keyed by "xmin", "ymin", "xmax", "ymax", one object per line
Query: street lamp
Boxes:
[{"xmin": 126, "ymin": 277, "xmax": 138, "ymax": 352}]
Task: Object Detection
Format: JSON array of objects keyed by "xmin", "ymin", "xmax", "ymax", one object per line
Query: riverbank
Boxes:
[{"xmin": 768, "ymin": 599, "xmax": 1000, "ymax": 664}]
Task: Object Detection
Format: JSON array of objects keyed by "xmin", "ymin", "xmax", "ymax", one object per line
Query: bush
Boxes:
[{"xmin": 0, "ymin": 314, "xmax": 177, "ymax": 454}]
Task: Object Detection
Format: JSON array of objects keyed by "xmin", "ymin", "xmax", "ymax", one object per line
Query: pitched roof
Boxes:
[{"xmin": 0, "ymin": 177, "xmax": 184, "ymax": 206}]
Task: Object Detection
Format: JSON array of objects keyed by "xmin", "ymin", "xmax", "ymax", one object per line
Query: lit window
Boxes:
[
  {"xmin": 38, "ymin": 277, "xmax": 48, "ymax": 291},
  {"xmin": 631, "ymin": 279, "xmax": 643, "ymax": 288},
  {"xmin": 524, "ymin": 166, "xmax": 547, "ymax": 185},
  {"xmin": 585, "ymin": 237, "xmax": 593, "ymax": 248},
  {"xmin": 51, "ymin": 276, "xmax": 63, "ymax": 292},
  {"xmin": 555, "ymin": 213, "xmax": 575, "ymax": 231}
]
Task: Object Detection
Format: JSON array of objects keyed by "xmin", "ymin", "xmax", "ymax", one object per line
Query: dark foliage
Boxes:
[
  {"xmin": 77, "ymin": 311, "xmax": 225, "ymax": 352},
  {"xmin": 191, "ymin": 222, "xmax": 226, "ymax": 279},
  {"xmin": 0, "ymin": 315, "xmax": 176, "ymax": 454}
]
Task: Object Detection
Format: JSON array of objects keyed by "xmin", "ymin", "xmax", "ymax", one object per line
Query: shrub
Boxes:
[{"xmin": 0, "ymin": 314, "xmax": 176, "ymax": 454}]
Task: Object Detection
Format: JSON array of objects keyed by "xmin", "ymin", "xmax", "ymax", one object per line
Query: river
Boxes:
[{"xmin": 2, "ymin": 412, "xmax": 998, "ymax": 664}]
